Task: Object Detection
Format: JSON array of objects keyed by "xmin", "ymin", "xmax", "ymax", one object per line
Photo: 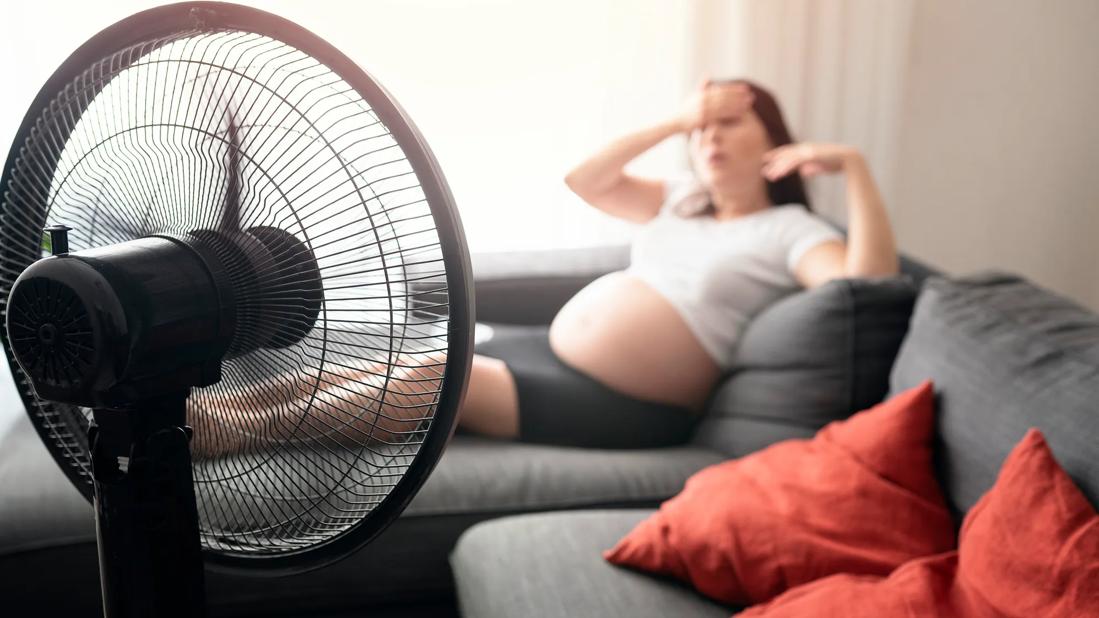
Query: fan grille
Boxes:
[{"xmin": 1, "ymin": 28, "xmax": 456, "ymax": 556}]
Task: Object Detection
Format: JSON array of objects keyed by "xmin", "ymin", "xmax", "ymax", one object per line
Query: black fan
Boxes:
[{"xmin": 0, "ymin": 3, "xmax": 474, "ymax": 616}]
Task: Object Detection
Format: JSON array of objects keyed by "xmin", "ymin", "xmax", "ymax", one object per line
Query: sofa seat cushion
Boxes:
[
  {"xmin": 451, "ymin": 510, "xmax": 734, "ymax": 618},
  {"xmin": 0, "ymin": 410, "xmax": 722, "ymax": 615},
  {"xmin": 409, "ymin": 433, "xmax": 723, "ymax": 516}
]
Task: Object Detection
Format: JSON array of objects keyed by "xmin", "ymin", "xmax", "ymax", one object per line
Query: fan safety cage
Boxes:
[{"xmin": 0, "ymin": 4, "xmax": 472, "ymax": 570}]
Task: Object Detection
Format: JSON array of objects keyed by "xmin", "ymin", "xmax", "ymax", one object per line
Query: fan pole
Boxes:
[{"xmin": 90, "ymin": 392, "xmax": 207, "ymax": 618}]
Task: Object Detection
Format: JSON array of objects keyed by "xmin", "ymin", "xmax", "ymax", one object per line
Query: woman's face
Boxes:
[{"xmin": 688, "ymin": 107, "xmax": 773, "ymax": 189}]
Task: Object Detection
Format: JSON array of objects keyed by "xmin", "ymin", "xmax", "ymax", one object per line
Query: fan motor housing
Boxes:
[
  {"xmin": 6, "ymin": 225, "xmax": 324, "ymax": 408},
  {"xmin": 7, "ymin": 234, "xmax": 232, "ymax": 406}
]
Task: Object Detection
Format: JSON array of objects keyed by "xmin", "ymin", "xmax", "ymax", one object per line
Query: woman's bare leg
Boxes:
[
  {"xmin": 458, "ymin": 354, "xmax": 520, "ymax": 439},
  {"xmin": 320, "ymin": 351, "xmax": 521, "ymax": 440},
  {"xmin": 188, "ymin": 350, "xmax": 520, "ymax": 456}
]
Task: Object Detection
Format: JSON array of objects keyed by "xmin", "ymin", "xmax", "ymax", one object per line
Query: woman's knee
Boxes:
[{"xmin": 459, "ymin": 354, "xmax": 520, "ymax": 439}]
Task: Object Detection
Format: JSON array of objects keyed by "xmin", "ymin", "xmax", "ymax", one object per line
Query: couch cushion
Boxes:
[
  {"xmin": 0, "ymin": 409, "xmax": 722, "ymax": 615},
  {"xmin": 451, "ymin": 510, "xmax": 734, "ymax": 618},
  {"xmin": 409, "ymin": 433, "xmax": 722, "ymax": 516},
  {"xmin": 889, "ymin": 272, "xmax": 1099, "ymax": 517},
  {"xmin": 694, "ymin": 276, "xmax": 918, "ymax": 457}
]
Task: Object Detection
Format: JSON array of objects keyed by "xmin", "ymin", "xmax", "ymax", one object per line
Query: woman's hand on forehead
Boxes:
[{"xmin": 678, "ymin": 79, "xmax": 755, "ymax": 133}]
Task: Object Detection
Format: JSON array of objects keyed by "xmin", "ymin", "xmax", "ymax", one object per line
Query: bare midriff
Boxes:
[{"xmin": 548, "ymin": 271, "xmax": 722, "ymax": 413}]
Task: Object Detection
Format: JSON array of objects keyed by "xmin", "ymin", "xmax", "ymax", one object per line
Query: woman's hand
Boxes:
[
  {"xmin": 769, "ymin": 142, "xmax": 900, "ymax": 284},
  {"xmin": 675, "ymin": 79, "xmax": 755, "ymax": 134},
  {"xmin": 761, "ymin": 143, "xmax": 860, "ymax": 181}
]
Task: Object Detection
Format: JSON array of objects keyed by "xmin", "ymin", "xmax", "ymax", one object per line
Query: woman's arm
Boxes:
[
  {"xmin": 837, "ymin": 150, "xmax": 899, "ymax": 277},
  {"xmin": 565, "ymin": 80, "xmax": 754, "ymax": 224},
  {"xmin": 761, "ymin": 144, "xmax": 899, "ymax": 287},
  {"xmin": 563, "ymin": 120, "xmax": 682, "ymax": 224}
]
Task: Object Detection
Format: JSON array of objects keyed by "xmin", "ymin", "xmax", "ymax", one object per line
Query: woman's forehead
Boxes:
[{"xmin": 688, "ymin": 110, "xmax": 763, "ymax": 138}]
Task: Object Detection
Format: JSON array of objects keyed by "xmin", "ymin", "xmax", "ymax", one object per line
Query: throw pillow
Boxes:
[
  {"xmin": 603, "ymin": 380, "xmax": 954, "ymax": 606},
  {"xmin": 739, "ymin": 428, "xmax": 1099, "ymax": 617}
]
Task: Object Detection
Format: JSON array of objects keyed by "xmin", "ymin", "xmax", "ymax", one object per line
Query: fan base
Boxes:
[{"xmin": 90, "ymin": 392, "xmax": 207, "ymax": 618}]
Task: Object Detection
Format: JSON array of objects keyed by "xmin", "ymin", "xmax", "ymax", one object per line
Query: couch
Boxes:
[
  {"xmin": 11, "ymin": 242, "xmax": 1080, "ymax": 618},
  {"xmin": 450, "ymin": 269, "xmax": 1099, "ymax": 617}
]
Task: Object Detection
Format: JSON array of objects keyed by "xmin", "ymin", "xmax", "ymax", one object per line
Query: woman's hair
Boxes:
[{"xmin": 687, "ymin": 78, "xmax": 812, "ymax": 216}]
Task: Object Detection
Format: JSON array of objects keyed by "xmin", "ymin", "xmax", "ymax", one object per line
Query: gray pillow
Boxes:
[
  {"xmin": 691, "ymin": 276, "xmax": 919, "ymax": 457},
  {"xmin": 889, "ymin": 272, "xmax": 1099, "ymax": 517}
]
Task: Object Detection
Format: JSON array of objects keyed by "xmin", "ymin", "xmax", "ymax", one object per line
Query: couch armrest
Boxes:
[{"xmin": 471, "ymin": 244, "xmax": 630, "ymax": 325}]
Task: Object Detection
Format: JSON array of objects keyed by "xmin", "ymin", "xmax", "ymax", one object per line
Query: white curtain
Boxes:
[{"xmin": 689, "ymin": 0, "xmax": 916, "ymax": 223}]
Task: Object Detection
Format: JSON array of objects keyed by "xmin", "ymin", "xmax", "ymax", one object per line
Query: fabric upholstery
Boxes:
[
  {"xmin": 469, "ymin": 243, "xmax": 936, "ymax": 327},
  {"xmin": 471, "ymin": 245, "xmax": 629, "ymax": 325},
  {"xmin": 0, "ymin": 410, "xmax": 721, "ymax": 615},
  {"xmin": 451, "ymin": 510, "xmax": 734, "ymax": 618},
  {"xmin": 694, "ymin": 276, "xmax": 918, "ymax": 457},
  {"xmin": 889, "ymin": 272, "xmax": 1099, "ymax": 516},
  {"xmin": 408, "ymin": 436, "xmax": 722, "ymax": 517}
]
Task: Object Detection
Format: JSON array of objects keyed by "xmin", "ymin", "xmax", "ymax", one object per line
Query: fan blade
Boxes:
[{"xmin": 220, "ymin": 110, "xmax": 242, "ymax": 233}]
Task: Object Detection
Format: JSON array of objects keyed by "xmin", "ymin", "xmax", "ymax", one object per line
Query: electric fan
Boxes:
[{"xmin": 0, "ymin": 3, "xmax": 474, "ymax": 617}]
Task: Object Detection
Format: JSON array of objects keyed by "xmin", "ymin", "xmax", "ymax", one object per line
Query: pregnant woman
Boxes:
[
  {"xmin": 457, "ymin": 78, "xmax": 899, "ymax": 449},
  {"xmin": 190, "ymin": 79, "xmax": 898, "ymax": 457}
]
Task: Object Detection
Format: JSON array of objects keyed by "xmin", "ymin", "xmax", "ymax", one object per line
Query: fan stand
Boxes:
[{"xmin": 90, "ymin": 391, "xmax": 206, "ymax": 618}]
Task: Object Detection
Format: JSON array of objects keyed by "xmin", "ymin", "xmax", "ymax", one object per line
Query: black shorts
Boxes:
[{"xmin": 472, "ymin": 324, "xmax": 698, "ymax": 449}]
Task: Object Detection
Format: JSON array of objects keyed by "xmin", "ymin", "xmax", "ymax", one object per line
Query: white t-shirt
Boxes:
[{"xmin": 624, "ymin": 174, "xmax": 844, "ymax": 370}]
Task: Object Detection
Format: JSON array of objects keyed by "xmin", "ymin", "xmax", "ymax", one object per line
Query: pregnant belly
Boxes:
[{"xmin": 548, "ymin": 271, "xmax": 722, "ymax": 411}]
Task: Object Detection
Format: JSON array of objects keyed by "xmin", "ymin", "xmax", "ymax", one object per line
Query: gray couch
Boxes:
[
  {"xmin": 451, "ymin": 271, "xmax": 1099, "ymax": 617},
  {"xmin": 8, "ymin": 243, "xmax": 1089, "ymax": 618}
]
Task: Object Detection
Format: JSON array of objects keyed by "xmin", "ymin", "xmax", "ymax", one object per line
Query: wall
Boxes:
[{"xmin": 892, "ymin": 0, "xmax": 1099, "ymax": 309}]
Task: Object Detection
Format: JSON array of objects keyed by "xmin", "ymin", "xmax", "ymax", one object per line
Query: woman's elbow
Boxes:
[
  {"xmin": 563, "ymin": 171, "xmax": 584, "ymax": 196},
  {"xmin": 565, "ymin": 171, "xmax": 601, "ymax": 201},
  {"xmin": 879, "ymin": 254, "xmax": 901, "ymax": 276},
  {"xmin": 846, "ymin": 259, "xmax": 900, "ymax": 279}
]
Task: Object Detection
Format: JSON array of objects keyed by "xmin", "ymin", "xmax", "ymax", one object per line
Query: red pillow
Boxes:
[
  {"xmin": 603, "ymin": 380, "xmax": 955, "ymax": 606},
  {"xmin": 739, "ymin": 429, "xmax": 1099, "ymax": 617}
]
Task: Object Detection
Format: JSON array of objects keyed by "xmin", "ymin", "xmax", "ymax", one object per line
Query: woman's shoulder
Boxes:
[
  {"xmin": 769, "ymin": 203, "xmax": 826, "ymax": 222},
  {"xmin": 768, "ymin": 204, "xmax": 844, "ymax": 239}
]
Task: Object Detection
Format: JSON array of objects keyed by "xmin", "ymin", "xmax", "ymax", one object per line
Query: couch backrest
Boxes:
[
  {"xmin": 888, "ymin": 273, "xmax": 1099, "ymax": 517},
  {"xmin": 692, "ymin": 276, "xmax": 918, "ymax": 457},
  {"xmin": 471, "ymin": 245, "xmax": 631, "ymax": 325}
]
